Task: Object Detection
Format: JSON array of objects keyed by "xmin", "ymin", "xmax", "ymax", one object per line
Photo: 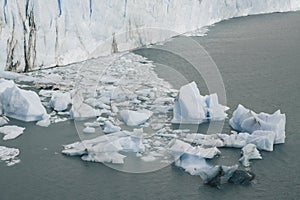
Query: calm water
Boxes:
[{"xmin": 1, "ymin": 11, "xmax": 300, "ymax": 200}]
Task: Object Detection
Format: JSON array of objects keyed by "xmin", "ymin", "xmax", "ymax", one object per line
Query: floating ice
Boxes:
[
  {"xmin": 169, "ymin": 139, "xmax": 220, "ymax": 159},
  {"xmin": 119, "ymin": 110, "xmax": 152, "ymax": 126},
  {"xmin": 172, "ymin": 82, "xmax": 228, "ymax": 124},
  {"xmin": 50, "ymin": 92, "xmax": 71, "ymax": 112},
  {"xmin": 0, "ymin": 146, "xmax": 20, "ymax": 166},
  {"xmin": 0, "ymin": 125, "xmax": 25, "ymax": 140},
  {"xmin": 0, "ymin": 79, "xmax": 48, "ymax": 122},
  {"xmin": 239, "ymin": 144, "xmax": 262, "ymax": 167},
  {"xmin": 229, "ymin": 104, "xmax": 286, "ymax": 144},
  {"xmin": 185, "ymin": 130, "xmax": 276, "ymax": 152},
  {"xmin": 36, "ymin": 115, "xmax": 51, "ymax": 127},
  {"xmin": 62, "ymin": 129, "xmax": 145, "ymax": 164}
]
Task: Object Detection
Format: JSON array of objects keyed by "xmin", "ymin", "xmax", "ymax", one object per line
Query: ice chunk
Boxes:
[
  {"xmin": 205, "ymin": 93, "xmax": 229, "ymax": 121},
  {"xmin": 0, "ymin": 125, "xmax": 25, "ymax": 140},
  {"xmin": 230, "ymin": 104, "xmax": 286, "ymax": 144},
  {"xmin": 0, "ymin": 116, "xmax": 9, "ymax": 126},
  {"xmin": 0, "ymin": 146, "xmax": 20, "ymax": 166},
  {"xmin": 239, "ymin": 144, "xmax": 262, "ymax": 167},
  {"xmin": 36, "ymin": 114, "xmax": 51, "ymax": 127},
  {"xmin": 0, "ymin": 79, "xmax": 47, "ymax": 122},
  {"xmin": 103, "ymin": 121, "xmax": 121, "ymax": 134},
  {"xmin": 119, "ymin": 110, "xmax": 152, "ymax": 126},
  {"xmin": 172, "ymin": 82, "xmax": 228, "ymax": 124},
  {"xmin": 50, "ymin": 92, "xmax": 71, "ymax": 111},
  {"xmin": 174, "ymin": 153, "xmax": 220, "ymax": 182}
]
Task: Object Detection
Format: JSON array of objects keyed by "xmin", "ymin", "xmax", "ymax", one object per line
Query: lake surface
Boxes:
[{"xmin": 1, "ymin": 11, "xmax": 300, "ymax": 200}]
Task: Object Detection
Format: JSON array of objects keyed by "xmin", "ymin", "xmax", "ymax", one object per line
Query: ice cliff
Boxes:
[{"xmin": 1, "ymin": 0, "xmax": 300, "ymax": 71}]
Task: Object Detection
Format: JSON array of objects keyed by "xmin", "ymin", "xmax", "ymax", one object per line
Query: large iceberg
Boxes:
[
  {"xmin": 172, "ymin": 82, "xmax": 229, "ymax": 124},
  {"xmin": 229, "ymin": 104, "xmax": 286, "ymax": 144},
  {"xmin": 0, "ymin": 0, "xmax": 299, "ymax": 72},
  {"xmin": 0, "ymin": 79, "xmax": 48, "ymax": 122}
]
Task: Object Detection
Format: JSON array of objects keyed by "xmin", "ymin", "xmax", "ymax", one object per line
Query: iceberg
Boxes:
[
  {"xmin": 229, "ymin": 104, "xmax": 286, "ymax": 144},
  {"xmin": 172, "ymin": 82, "xmax": 229, "ymax": 124},
  {"xmin": 0, "ymin": 125, "xmax": 25, "ymax": 140},
  {"xmin": 0, "ymin": 79, "xmax": 48, "ymax": 122},
  {"xmin": 1, "ymin": 0, "xmax": 299, "ymax": 72}
]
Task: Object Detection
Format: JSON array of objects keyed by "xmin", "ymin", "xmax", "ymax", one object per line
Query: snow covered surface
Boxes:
[
  {"xmin": 0, "ymin": 79, "xmax": 48, "ymax": 122},
  {"xmin": 0, "ymin": 125, "xmax": 25, "ymax": 140},
  {"xmin": 229, "ymin": 104, "xmax": 286, "ymax": 144},
  {"xmin": 0, "ymin": 146, "xmax": 20, "ymax": 166},
  {"xmin": 1, "ymin": 0, "xmax": 299, "ymax": 72},
  {"xmin": 172, "ymin": 82, "xmax": 229, "ymax": 124}
]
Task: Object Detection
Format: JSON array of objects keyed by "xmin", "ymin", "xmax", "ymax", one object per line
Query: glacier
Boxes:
[{"xmin": 1, "ymin": 0, "xmax": 300, "ymax": 72}]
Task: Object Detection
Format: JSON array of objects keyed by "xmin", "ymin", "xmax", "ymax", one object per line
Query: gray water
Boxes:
[{"xmin": 1, "ymin": 11, "xmax": 300, "ymax": 200}]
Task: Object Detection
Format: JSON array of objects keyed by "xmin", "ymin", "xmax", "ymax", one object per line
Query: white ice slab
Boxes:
[{"xmin": 0, "ymin": 125, "xmax": 25, "ymax": 140}]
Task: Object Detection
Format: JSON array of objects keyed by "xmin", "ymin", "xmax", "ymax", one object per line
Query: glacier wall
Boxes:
[{"xmin": 0, "ymin": 0, "xmax": 300, "ymax": 72}]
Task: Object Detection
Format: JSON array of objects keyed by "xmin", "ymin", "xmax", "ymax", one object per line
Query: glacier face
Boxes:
[{"xmin": 0, "ymin": 0, "xmax": 300, "ymax": 72}]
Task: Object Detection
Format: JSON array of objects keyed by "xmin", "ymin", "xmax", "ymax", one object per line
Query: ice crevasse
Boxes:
[{"xmin": 0, "ymin": 0, "xmax": 300, "ymax": 72}]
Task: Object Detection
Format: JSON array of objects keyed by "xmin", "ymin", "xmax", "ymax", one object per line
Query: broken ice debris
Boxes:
[
  {"xmin": 172, "ymin": 82, "xmax": 229, "ymax": 124},
  {"xmin": 0, "ymin": 79, "xmax": 47, "ymax": 122},
  {"xmin": 229, "ymin": 104, "xmax": 286, "ymax": 144}
]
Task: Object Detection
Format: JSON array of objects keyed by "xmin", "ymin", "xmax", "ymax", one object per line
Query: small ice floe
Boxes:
[
  {"xmin": 172, "ymin": 82, "xmax": 229, "ymax": 124},
  {"xmin": 103, "ymin": 121, "xmax": 121, "ymax": 134},
  {"xmin": 83, "ymin": 127, "xmax": 96, "ymax": 134},
  {"xmin": 119, "ymin": 109, "xmax": 152, "ymax": 126},
  {"xmin": 229, "ymin": 104, "xmax": 286, "ymax": 144},
  {"xmin": 239, "ymin": 144, "xmax": 262, "ymax": 167},
  {"xmin": 0, "ymin": 79, "xmax": 47, "ymax": 122},
  {"xmin": 62, "ymin": 129, "xmax": 145, "ymax": 164},
  {"xmin": 49, "ymin": 92, "xmax": 71, "ymax": 111},
  {"xmin": 0, "ymin": 125, "xmax": 25, "ymax": 140},
  {"xmin": 0, "ymin": 146, "xmax": 20, "ymax": 166}
]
